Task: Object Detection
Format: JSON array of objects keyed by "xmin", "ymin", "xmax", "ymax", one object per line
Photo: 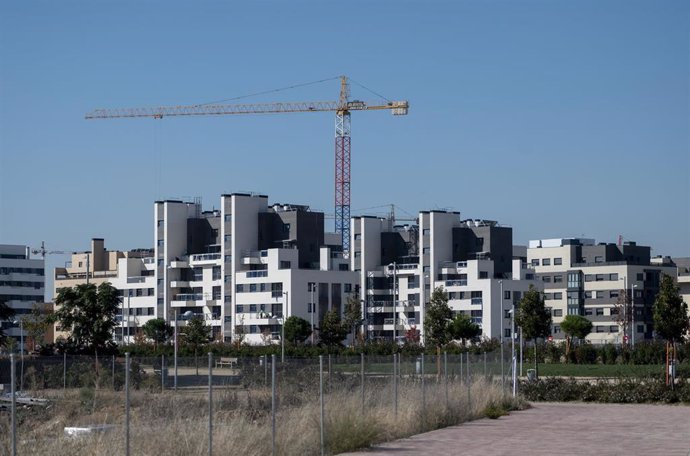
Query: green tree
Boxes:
[
  {"xmin": 653, "ymin": 274, "xmax": 689, "ymax": 385},
  {"xmin": 142, "ymin": 318, "xmax": 174, "ymax": 347},
  {"xmin": 283, "ymin": 316, "xmax": 312, "ymax": 345},
  {"xmin": 560, "ymin": 314, "xmax": 593, "ymax": 361},
  {"xmin": 515, "ymin": 285, "xmax": 552, "ymax": 379},
  {"xmin": 342, "ymin": 292, "xmax": 362, "ymax": 346},
  {"xmin": 0, "ymin": 296, "xmax": 16, "ymax": 342},
  {"xmin": 53, "ymin": 282, "xmax": 120, "ymax": 356},
  {"xmin": 319, "ymin": 310, "xmax": 347, "ymax": 348},
  {"xmin": 424, "ymin": 287, "xmax": 453, "ymax": 375},
  {"xmin": 449, "ymin": 313, "xmax": 481, "ymax": 347},
  {"xmin": 23, "ymin": 302, "xmax": 53, "ymax": 352},
  {"xmin": 182, "ymin": 316, "xmax": 212, "ymax": 375}
]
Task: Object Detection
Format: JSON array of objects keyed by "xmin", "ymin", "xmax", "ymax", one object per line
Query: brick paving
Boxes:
[{"xmin": 338, "ymin": 402, "xmax": 690, "ymax": 456}]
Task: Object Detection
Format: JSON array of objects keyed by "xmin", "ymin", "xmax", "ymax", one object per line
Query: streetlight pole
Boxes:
[
  {"xmin": 174, "ymin": 308, "xmax": 178, "ymax": 391},
  {"xmin": 389, "ymin": 262, "xmax": 397, "ymax": 345},
  {"xmin": 499, "ymin": 280, "xmax": 504, "ymax": 389},
  {"xmin": 310, "ymin": 283, "xmax": 316, "ymax": 345},
  {"xmin": 632, "ymin": 284, "xmax": 638, "ymax": 347},
  {"xmin": 511, "ymin": 306, "xmax": 516, "ymax": 397},
  {"xmin": 13, "ymin": 318, "xmax": 24, "ymax": 392},
  {"xmin": 281, "ymin": 291, "xmax": 288, "ymax": 363}
]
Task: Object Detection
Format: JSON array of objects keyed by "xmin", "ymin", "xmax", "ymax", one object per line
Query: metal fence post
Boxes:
[
  {"xmin": 271, "ymin": 354, "xmax": 276, "ymax": 456},
  {"xmin": 421, "ymin": 353, "xmax": 426, "ymax": 413},
  {"xmin": 393, "ymin": 353, "xmax": 398, "ymax": 419},
  {"xmin": 208, "ymin": 352, "xmax": 213, "ymax": 456},
  {"xmin": 125, "ymin": 352, "xmax": 130, "ymax": 456},
  {"xmin": 444, "ymin": 351, "xmax": 448, "ymax": 407},
  {"xmin": 63, "ymin": 352, "xmax": 67, "ymax": 390},
  {"xmin": 319, "ymin": 355, "xmax": 325, "ymax": 456},
  {"xmin": 466, "ymin": 351, "xmax": 471, "ymax": 416},
  {"xmin": 360, "ymin": 353, "xmax": 365, "ymax": 412},
  {"xmin": 112, "ymin": 355, "xmax": 116, "ymax": 390},
  {"xmin": 264, "ymin": 354, "xmax": 268, "ymax": 387},
  {"xmin": 11, "ymin": 353, "xmax": 16, "ymax": 456}
]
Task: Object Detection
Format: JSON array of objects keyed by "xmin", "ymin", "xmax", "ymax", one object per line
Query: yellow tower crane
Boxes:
[{"xmin": 85, "ymin": 76, "xmax": 409, "ymax": 253}]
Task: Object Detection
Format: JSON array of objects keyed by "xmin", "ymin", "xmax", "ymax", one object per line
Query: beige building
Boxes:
[
  {"xmin": 528, "ymin": 238, "xmax": 676, "ymax": 345},
  {"xmin": 53, "ymin": 238, "xmax": 155, "ymax": 343},
  {"xmin": 672, "ymin": 258, "xmax": 690, "ymax": 316}
]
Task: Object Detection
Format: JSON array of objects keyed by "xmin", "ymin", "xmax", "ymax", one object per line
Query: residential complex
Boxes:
[
  {"xmin": 0, "ymin": 244, "xmax": 45, "ymax": 352},
  {"xmin": 352, "ymin": 211, "xmax": 540, "ymax": 345},
  {"xmin": 527, "ymin": 238, "xmax": 677, "ymax": 344},
  {"xmin": 45, "ymin": 196, "xmax": 688, "ymax": 348},
  {"xmin": 155, "ymin": 194, "xmax": 358, "ymax": 344},
  {"xmin": 54, "ymin": 238, "xmax": 155, "ymax": 343}
]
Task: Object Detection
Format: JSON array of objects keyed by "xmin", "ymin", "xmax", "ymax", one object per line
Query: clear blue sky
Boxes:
[{"xmin": 1, "ymin": 1, "xmax": 688, "ymax": 297}]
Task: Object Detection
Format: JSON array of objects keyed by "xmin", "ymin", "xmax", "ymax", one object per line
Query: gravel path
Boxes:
[{"xmin": 338, "ymin": 402, "xmax": 690, "ymax": 456}]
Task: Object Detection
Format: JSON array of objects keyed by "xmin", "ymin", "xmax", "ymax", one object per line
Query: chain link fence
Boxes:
[{"xmin": 1, "ymin": 350, "xmax": 515, "ymax": 456}]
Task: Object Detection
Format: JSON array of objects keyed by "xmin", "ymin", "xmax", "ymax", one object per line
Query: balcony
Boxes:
[
  {"xmin": 143, "ymin": 257, "xmax": 155, "ymax": 264},
  {"xmin": 190, "ymin": 253, "xmax": 221, "ymax": 263},
  {"xmin": 127, "ymin": 276, "xmax": 146, "ymax": 284},
  {"xmin": 241, "ymin": 250, "xmax": 268, "ymax": 265},
  {"xmin": 445, "ymin": 279, "xmax": 467, "ymax": 287},
  {"xmin": 471, "ymin": 297, "xmax": 483, "ymax": 305}
]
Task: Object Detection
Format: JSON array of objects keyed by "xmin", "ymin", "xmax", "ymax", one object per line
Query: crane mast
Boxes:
[{"xmin": 86, "ymin": 76, "xmax": 408, "ymax": 253}]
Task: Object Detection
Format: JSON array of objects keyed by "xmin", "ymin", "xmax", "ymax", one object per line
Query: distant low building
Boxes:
[
  {"xmin": 0, "ymin": 244, "xmax": 45, "ymax": 353},
  {"xmin": 528, "ymin": 238, "xmax": 677, "ymax": 344}
]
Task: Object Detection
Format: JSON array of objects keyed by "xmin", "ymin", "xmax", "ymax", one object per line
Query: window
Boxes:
[
  {"xmin": 544, "ymin": 293, "xmax": 553, "ymax": 300},
  {"xmin": 554, "ymin": 258, "xmax": 562, "ymax": 266},
  {"xmin": 596, "ymin": 326, "xmax": 605, "ymax": 333},
  {"xmin": 224, "ymin": 214, "xmax": 231, "ymax": 222},
  {"xmin": 596, "ymin": 308, "xmax": 604, "ymax": 316},
  {"xmin": 479, "ymin": 271, "xmax": 488, "ymax": 279},
  {"xmin": 282, "ymin": 223, "xmax": 290, "ymax": 234},
  {"xmin": 554, "ymin": 292, "xmax": 563, "ymax": 299},
  {"xmin": 344, "ymin": 283, "xmax": 352, "ymax": 293},
  {"xmin": 531, "ymin": 259, "xmax": 540, "ymax": 266},
  {"xmin": 236, "ymin": 284, "xmax": 244, "ymax": 293},
  {"xmin": 553, "ymin": 275, "xmax": 563, "ymax": 283},
  {"xmin": 584, "ymin": 291, "xmax": 592, "ymax": 299},
  {"xmin": 249, "ymin": 304, "xmax": 257, "ymax": 313},
  {"xmin": 504, "ymin": 309, "xmax": 511, "ymax": 318},
  {"xmin": 423, "ymin": 247, "xmax": 430, "ymax": 254},
  {"xmin": 553, "ymin": 325, "xmax": 561, "ymax": 334},
  {"xmin": 585, "ymin": 308, "xmax": 593, "ymax": 316},
  {"xmin": 423, "ymin": 229, "xmax": 430, "ymax": 235},
  {"xmin": 637, "ymin": 324, "xmax": 644, "ymax": 333},
  {"xmin": 470, "ymin": 291, "xmax": 482, "ymax": 298},
  {"xmin": 609, "ymin": 273, "xmax": 618, "ymax": 281},
  {"xmin": 553, "ymin": 309, "xmax": 563, "ymax": 317},
  {"xmin": 567, "ymin": 307, "xmax": 580, "ymax": 315},
  {"xmin": 504, "ymin": 328, "xmax": 512, "ymax": 338},
  {"xmin": 224, "ymin": 235, "xmax": 231, "ymax": 242},
  {"xmin": 157, "ymin": 239, "xmax": 164, "ymax": 246},
  {"xmin": 595, "ymin": 291, "xmax": 604, "ymax": 299},
  {"xmin": 193, "ymin": 267, "xmax": 203, "ymax": 281},
  {"xmin": 504, "ymin": 290, "xmax": 511, "ymax": 300},
  {"xmin": 542, "ymin": 276, "xmax": 551, "ymax": 283},
  {"xmin": 595, "ymin": 274, "xmax": 604, "ymax": 281},
  {"xmin": 610, "ymin": 290, "xmax": 619, "ymax": 298},
  {"xmin": 610, "ymin": 326, "xmax": 619, "ymax": 333},
  {"xmin": 249, "ymin": 283, "xmax": 257, "ymax": 292},
  {"xmin": 568, "ymin": 273, "xmax": 581, "ymax": 288},
  {"xmin": 157, "ymin": 220, "xmax": 164, "ymax": 227},
  {"xmin": 354, "ymin": 233, "xmax": 361, "ymax": 240},
  {"xmin": 212, "ymin": 266, "xmax": 221, "ymax": 280},
  {"xmin": 585, "ymin": 275, "xmax": 594, "ymax": 282},
  {"xmin": 542, "ymin": 258, "xmax": 551, "ymax": 266},
  {"xmin": 637, "ymin": 273, "xmax": 644, "ymax": 281},
  {"xmin": 280, "ymin": 261, "xmax": 291, "ymax": 269}
]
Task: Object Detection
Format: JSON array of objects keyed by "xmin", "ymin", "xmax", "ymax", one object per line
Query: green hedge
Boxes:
[{"xmin": 520, "ymin": 377, "xmax": 690, "ymax": 404}]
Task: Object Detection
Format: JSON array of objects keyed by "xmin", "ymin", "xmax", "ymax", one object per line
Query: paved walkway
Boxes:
[{"xmin": 339, "ymin": 402, "xmax": 690, "ymax": 456}]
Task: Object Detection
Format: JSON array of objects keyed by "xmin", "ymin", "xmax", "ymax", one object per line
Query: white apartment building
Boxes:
[
  {"xmin": 155, "ymin": 194, "xmax": 358, "ymax": 344},
  {"xmin": 528, "ymin": 238, "xmax": 677, "ymax": 344},
  {"xmin": 0, "ymin": 244, "xmax": 45, "ymax": 352},
  {"xmin": 54, "ymin": 239, "xmax": 156, "ymax": 344},
  {"xmin": 352, "ymin": 211, "xmax": 540, "ymax": 344}
]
